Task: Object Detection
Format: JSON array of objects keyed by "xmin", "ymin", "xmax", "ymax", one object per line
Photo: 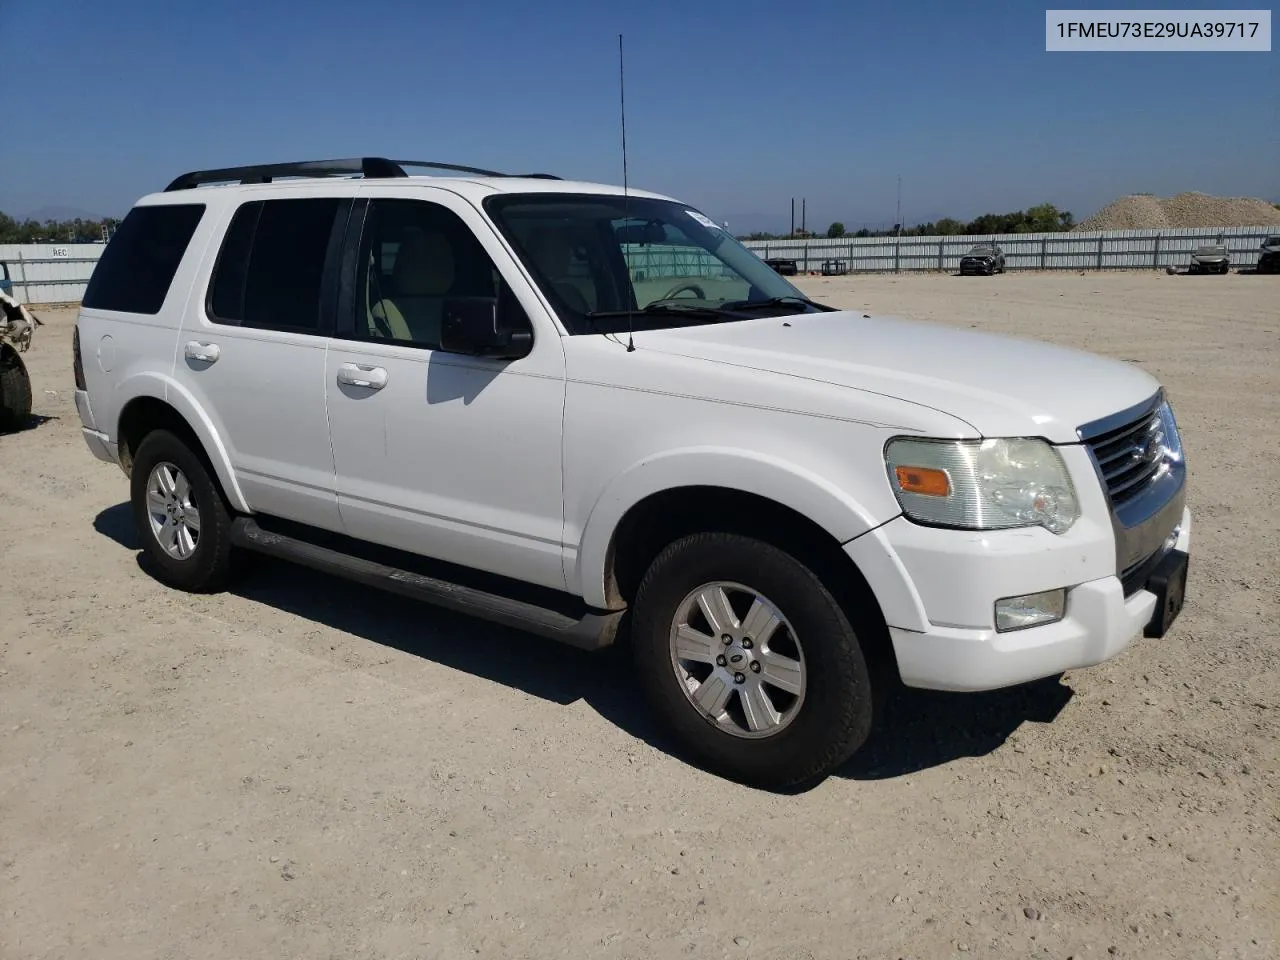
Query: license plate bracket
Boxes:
[{"xmin": 1143, "ymin": 549, "xmax": 1189, "ymax": 638}]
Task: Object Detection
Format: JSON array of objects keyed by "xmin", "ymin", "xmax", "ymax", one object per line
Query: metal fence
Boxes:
[
  {"xmin": 3, "ymin": 224, "xmax": 1277, "ymax": 304},
  {"xmin": 622, "ymin": 243, "xmax": 729, "ymax": 279},
  {"xmin": 741, "ymin": 226, "xmax": 1280, "ymax": 274},
  {"xmin": 0, "ymin": 243, "xmax": 105, "ymax": 304}
]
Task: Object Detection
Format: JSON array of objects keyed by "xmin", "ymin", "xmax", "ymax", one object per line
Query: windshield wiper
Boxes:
[
  {"xmin": 718, "ymin": 295, "xmax": 834, "ymax": 313},
  {"xmin": 585, "ymin": 301, "xmax": 741, "ymax": 321}
]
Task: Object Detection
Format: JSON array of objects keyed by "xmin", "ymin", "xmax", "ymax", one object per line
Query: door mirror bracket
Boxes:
[{"xmin": 439, "ymin": 297, "xmax": 532, "ymax": 359}]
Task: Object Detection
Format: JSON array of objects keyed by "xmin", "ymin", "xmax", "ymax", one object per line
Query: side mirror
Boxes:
[{"xmin": 440, "ymin": 297, "xmax": 532, "ymax": 359}]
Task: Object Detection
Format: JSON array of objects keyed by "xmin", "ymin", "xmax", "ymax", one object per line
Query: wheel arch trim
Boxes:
[
  {"xmin": 115, "ymin": 373, "xmax": 250, "ymax": 513},
  {"xmin": 572, "ymin": 446, "xmax": 888, "ymax": 609}
]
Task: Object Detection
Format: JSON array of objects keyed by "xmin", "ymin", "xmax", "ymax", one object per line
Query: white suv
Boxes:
[{"xmin": 73, "ymin": 157, "xmax": 1191, "ymax": 788}]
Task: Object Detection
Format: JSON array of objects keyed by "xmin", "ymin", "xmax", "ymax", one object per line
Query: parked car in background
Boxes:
[
  {"xmin": 763, "ymin": 257, "xmax": 799, "ymax": 276},
  {"xmin": 959, "ymin": 243, "xmax": 1005, "ymax": 276},
  {"xmin": 1255, "ymin": 236, "xmax": 1280, "ymax": 274},
  {"xmin": 1188, "ymin": 244, "xmax": 1230, "ymax": 274},
  {"xmin": 1, "ymin": 286, "xmax": 39, "ymax": 431}
]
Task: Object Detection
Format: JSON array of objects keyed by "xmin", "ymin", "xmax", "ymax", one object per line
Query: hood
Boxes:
[{"xmin": 634, "ymin": 311, "xmax": 1161, "ymax": 443}]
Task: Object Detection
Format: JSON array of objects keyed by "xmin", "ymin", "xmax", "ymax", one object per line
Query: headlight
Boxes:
[
  {"xmin": 885, "ymin": 437, "xmax": 1080, "ymax": 534},
  {"xmin": 1154, "ymin": 399, "xmax": 1184, "ymax": 466}
]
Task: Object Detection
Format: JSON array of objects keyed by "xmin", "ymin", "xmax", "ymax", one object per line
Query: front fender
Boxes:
[
  {"xmin": 572, "ymin": 446, "xmax": 890, "ymax": 608},
  {"xmin": 116, "ymin": 371, "xmax": 251, "ymax": 514}
]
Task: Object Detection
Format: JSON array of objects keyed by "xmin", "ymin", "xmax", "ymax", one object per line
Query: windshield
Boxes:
[
  {"xmin": 966, "ymin": 245, "xmax": 995, "ymax": 255},
  {"xmin": 483, "ymin": 193, "xmax": 818, "ymax": 334}
]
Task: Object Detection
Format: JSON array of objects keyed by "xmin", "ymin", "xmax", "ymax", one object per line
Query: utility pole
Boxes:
[
  {"xmin": 895, "ymin": 175, "xmax": 902, "ymax": 236},
  {"xmin": 790, "ymin": 198, "xmax": 795, "ymax": 239},
  {"xmin": 801, "ymin": 198, "xmax": 806, "ymax": 236}
]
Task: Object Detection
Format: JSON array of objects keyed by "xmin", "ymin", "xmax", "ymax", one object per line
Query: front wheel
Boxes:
[{"xmin": 631, "ymin": 532, "xmax": 874, "ymax": 789}]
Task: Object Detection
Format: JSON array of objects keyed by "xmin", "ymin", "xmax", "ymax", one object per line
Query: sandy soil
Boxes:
[{"xmin": 2, "ymin": 271, "xmax": 1277, "ymax": 960}]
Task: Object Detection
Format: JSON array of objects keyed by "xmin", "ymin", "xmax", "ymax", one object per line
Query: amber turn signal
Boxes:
[{"xmin": 894, "ymin": 465, "xmax": 951, "ymax": 497}]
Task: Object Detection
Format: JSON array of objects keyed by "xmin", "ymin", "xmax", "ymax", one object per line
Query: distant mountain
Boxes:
[{"xmin": 23, "ymin": 205, "xmax": 106, "ymax": 222}]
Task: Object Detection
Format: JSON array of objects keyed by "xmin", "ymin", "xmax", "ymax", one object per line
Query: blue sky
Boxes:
[{"xmin": 1, "ymin": 0, "xmax": 1275, "ymax": 232}]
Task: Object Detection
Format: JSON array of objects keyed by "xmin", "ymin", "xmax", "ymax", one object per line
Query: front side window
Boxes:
[
  {"xmin": 353, "ymin": 198, "xmax": 527, "ymax": 349},
  {"xmin": 207, "ymin": 197, "xmax": 342, "ymax": 332},
  {"xmin": 484, "ymin": 193, "xmax": 823, "ymax": 335}
]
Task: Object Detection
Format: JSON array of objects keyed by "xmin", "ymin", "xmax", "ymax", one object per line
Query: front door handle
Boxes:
[
  {"xmin": 336, "ymin": 363, "xmax": 388, "ymax": 390},
  {"xmin": 184, "ymin": 341, "xmax": 220, "ymax": 363}
]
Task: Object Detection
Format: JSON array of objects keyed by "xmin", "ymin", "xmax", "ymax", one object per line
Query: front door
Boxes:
[{"xmin": 324, "ymin": 187, "xmax": 568, "ymax": 592}]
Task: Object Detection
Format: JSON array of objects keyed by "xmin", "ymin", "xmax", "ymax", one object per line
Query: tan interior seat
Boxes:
[{"xmin": 368, "ymin": 228, "xmax": 456, "ymax": 346}]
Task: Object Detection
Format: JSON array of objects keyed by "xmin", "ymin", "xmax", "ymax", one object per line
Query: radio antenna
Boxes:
[{"xmin": 619, "ymin": 32, "xmax": 635, "ymax": 352}]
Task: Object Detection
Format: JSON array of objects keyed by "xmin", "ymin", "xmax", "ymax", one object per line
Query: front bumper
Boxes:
[{"xmin": 848, "ymin": 504, "xmax": 1191, "ymax": 693}]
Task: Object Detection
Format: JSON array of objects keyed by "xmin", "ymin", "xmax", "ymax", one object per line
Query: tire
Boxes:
[
  {"xmin": 129, "ymin": 428, "xmax": 236, "ymax": 593},
  {"xmin": 630, "ymin": 532, "xmax": 874, "ymax": 789},
  {"xmin": 0, "ymin": 348, "xmax": 32, "ymax": 432}
]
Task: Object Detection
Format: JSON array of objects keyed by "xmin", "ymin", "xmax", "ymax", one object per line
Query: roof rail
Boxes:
[
  {"xmin": 392, "ymin": 159, "xmax": 505, "ymax": 177},
  {"xmin": 163, "ymin": 157, "xmax": 406, "ymax": 191},
  {"xmin": 392, "ymin": 161, "xmax": 562, "ymax": 180},
  {"xmin": 164, "ymin": 157, "xmax": 563, "ymax": 191}
]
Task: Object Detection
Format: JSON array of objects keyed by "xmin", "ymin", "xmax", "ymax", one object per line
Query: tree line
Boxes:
[
  {"xmin": 0, "ymin": 209, "xmax": 121, "ymax": 244},
  {"xmin": 742, "ymin": 203, "xmax": 1075, "ymax": 241}
]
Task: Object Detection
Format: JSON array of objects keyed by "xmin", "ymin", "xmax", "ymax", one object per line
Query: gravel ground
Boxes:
[{"xmin": 2, "ymin": 271, "xmax": 1277, "ymax": 960}]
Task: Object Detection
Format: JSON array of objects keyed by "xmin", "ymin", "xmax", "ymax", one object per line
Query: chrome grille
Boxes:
[{"xmin": 1085, "ymin": 406, "xmax": 1166, "ymax": 506}]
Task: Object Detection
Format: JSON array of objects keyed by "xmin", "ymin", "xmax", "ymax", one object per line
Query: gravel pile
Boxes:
[{"xmin": 1073, "ymin": 191, "xmax": 1280, "ymax": 231}]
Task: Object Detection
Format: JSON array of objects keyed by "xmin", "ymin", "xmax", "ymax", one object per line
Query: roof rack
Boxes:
[
  {"xmin": 163, "ymin": 157, "xmax": 562, "ymax": 191},
  {"xmin": 392, "ymin": 160, "xmax": 562, "ymax": 181}
]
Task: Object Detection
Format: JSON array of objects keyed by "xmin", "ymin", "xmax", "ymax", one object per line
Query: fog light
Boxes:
[{"xmin": 995, "ymin": 589, "xmax": 1066, "ymax": 632}]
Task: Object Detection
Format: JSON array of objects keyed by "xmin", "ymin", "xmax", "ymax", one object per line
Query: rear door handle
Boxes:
[
  {"xmin": 184, "ymin": 341, "xmax": 220, "ymax": 363},
  {"xmin": 336, "ymin": 363, "xmax": 388, "ymax": 390}
]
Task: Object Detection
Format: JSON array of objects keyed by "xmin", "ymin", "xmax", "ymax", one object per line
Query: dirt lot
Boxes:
[{"xmin": 2, "ymin": 271, "xmax": 1277, "ymax": 960}]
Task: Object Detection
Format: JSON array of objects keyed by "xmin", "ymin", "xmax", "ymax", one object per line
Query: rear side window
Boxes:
[
  {"xmin": 82, "ymin": 204, "xmax": 205, "ymax": 314},
  {"xmin": 207, "ymin": 197, "xmax": 341, "ymax": 332}
]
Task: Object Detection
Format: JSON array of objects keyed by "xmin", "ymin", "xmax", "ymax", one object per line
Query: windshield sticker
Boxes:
[{"xmin": 685, "ymin": 210, "xmax": 722, "ymax": 232}]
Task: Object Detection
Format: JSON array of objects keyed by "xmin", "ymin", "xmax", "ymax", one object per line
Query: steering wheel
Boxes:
[{"xmin": 661, "ymin": 282, "xmax": 706, "ymax": 300}]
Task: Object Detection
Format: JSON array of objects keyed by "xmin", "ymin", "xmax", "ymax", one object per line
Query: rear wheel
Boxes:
[
  {"xmin": 631, "ymin": 532, "xmax": 874, "ymax": 789},
  {"xmin": 130, "ymin": 429, "xmax": 236, "ymax": 592},
  {"xmin": 0, "ymin": 348, "xmax": 32, "ymax": 432}
]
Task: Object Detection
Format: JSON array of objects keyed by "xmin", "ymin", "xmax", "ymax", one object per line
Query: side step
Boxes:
[{"xmin": 229, "ymin": 517, "xmax": 622, "ymax": 651}]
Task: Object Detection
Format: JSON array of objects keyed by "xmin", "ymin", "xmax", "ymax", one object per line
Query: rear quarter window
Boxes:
[{"xmin": 82, "ymin": 204, "xmax": 206, "ymax": 314}]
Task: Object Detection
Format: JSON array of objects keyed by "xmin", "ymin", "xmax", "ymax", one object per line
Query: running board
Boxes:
[{"xmin": 229, "ymin": 517, "xmax": 621, "ymax": 651}]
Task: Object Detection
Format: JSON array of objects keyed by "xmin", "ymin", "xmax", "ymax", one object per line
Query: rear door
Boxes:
[{"xmin": 173, "ymin": 190, "xmax": 353, "ymax": 530}]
